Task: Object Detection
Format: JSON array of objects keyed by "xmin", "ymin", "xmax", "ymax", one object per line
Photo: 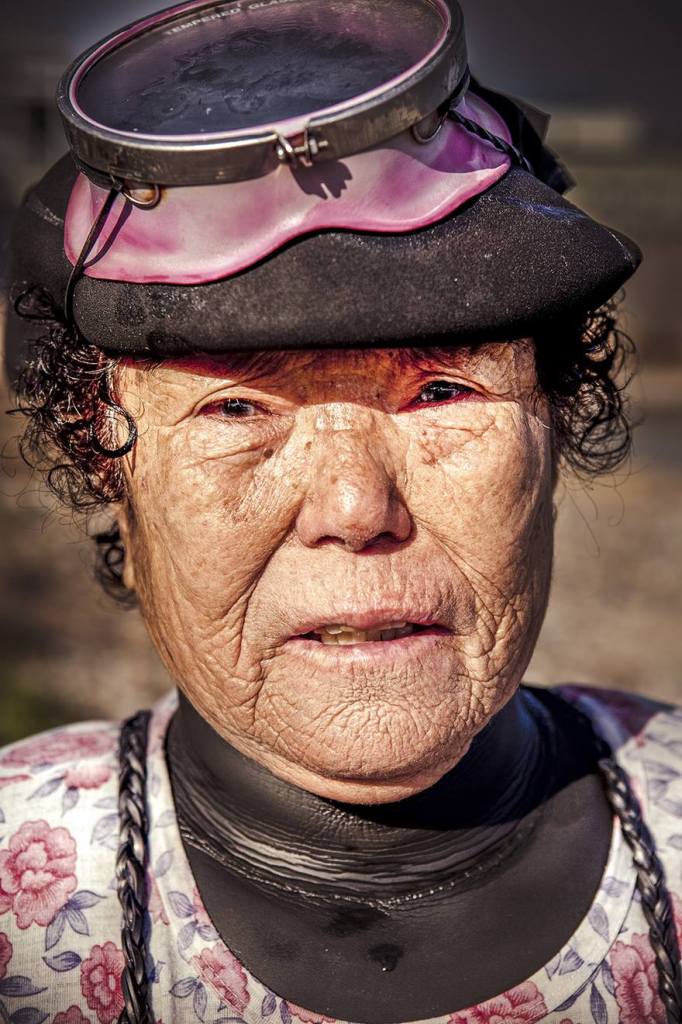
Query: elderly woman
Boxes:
[{"xmin": 2, "ymin": 2, "xmax": 681, "ymax": 1023}]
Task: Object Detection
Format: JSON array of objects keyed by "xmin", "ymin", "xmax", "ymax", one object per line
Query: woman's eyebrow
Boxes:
[
  {"xmin": 150, "ymin": 350, "xmax": 301, "ymax": 387},
  {"xmin": 407, "ymin": 344, "xmax": 497, "ymax": 374}
]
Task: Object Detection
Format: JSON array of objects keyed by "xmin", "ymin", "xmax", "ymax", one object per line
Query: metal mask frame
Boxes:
[{"xmin": 57, "ymin": 0, "xmax": 469, "ymax": 187}]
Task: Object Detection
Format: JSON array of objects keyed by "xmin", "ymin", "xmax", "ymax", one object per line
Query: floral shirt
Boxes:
[{"xmin": 0, "ymin": 684, "xmax": 680, "ymax": 1024}]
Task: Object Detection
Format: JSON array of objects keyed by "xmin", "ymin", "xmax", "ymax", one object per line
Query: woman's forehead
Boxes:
[{"xmin": 123, "ymin": 342, "xmax": 534, "ymax": 387}]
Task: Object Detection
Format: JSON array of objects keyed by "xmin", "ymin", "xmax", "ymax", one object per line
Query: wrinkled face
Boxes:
[{"xmin": 116, "ymin": 343, "xmax": 555, "ymax": 803}]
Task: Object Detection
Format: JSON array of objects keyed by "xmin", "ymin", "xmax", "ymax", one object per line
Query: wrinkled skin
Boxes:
[{"xmin": 116, "ymin": 344, "xmax": 555, "ymax": 803}]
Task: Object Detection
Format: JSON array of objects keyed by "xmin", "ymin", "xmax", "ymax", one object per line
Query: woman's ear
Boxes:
[{"xmin": 115, "ymin": 499, "xmax": 137, "ymax": 592}]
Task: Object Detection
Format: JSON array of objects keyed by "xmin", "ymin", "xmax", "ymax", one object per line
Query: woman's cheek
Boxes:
[
  {"xmin": 129, "ymin": 432, "xmax": 290, "ymax": 610},
  {"xmin": 157, "ymin": 424, "xmax": 282, "ymax": 516},
  {"xmin": 406, "ymin": 404, "xmax": 551, "ymax": 548}
]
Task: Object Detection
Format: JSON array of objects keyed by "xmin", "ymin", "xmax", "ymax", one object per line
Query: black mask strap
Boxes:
[
  {"xmin": 466, "ymin": 76, "xmax": 574, "ymax": 194},
  {"xmin": 64, "ymin": 182, "xmax": 122, "ymax": 331}
]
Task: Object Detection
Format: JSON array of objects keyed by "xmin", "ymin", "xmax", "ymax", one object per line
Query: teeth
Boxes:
[
  {"xmin": 338, "ymin": 632, "xmax": 367, "ymax": 645},
  {"xmin": 384, "ymin": 625, "xmax": 415, "ymax": 640},
  {"xmin": 315, "ymin": 623, "xmax": 417, "ymax": 645}
]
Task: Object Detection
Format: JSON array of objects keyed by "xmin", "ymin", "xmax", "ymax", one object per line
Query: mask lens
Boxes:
[{"xmin": 76, "ymin": 0, "xmax": 446, "ymax": 137}]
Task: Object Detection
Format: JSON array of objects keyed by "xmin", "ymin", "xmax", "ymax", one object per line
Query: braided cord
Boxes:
[
  {"xmin": 598, "ymin": 753, "xmax": 682, "ymax": 1023},
  {"xmin": 117, "ymin": 711, "xmax": 154, "ymax": 1024},
  {"xmin": 447, "ymin": 105, "xmax": 533, "ymax": 174},
  {"xmin": 563, "ymin": 700, "xmax": 682, "ymax": 1024}
]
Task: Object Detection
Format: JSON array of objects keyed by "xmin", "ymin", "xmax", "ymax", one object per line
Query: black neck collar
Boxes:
[{"xmin": 166, "ymin": 686, "xmax": 560, "ymax": 909}]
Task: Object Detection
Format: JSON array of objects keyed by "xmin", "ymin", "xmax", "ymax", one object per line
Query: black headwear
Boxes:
[{"xmin": 4, "ymin": 0, "xmax": 641, "ymax": 381}]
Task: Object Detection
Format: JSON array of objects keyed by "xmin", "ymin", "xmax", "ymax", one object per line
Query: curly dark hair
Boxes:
[{"xmin": 9, "ymin": 285, "xmax": 635, "ymax": 603}]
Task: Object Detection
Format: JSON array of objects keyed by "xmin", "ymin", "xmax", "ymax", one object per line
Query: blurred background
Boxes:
[{"xmin": 0, "ymin": 0, "xmax": 680, "ymax": 743}]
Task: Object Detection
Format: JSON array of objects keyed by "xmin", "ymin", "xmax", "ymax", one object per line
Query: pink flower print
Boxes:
[
  {"xmin": 610, "ymin": 933, "xmax": 666, "ymax": 1024},
  {"xmin": 0, "ymin": 774, "xmax": 30, "ymax": 789},
  {"xmin": 0, "ymin": 931, "xmax": 12, "ymax": 979},
  {"xmin": 449, "ymin": 981, "xmax": 548, "ymax": 1023},
  {"xmin": 0, "ymin": 820, "xmax": 77, "ymax": 928},
  {"xmin": 193, "ymin": 944, "xmax": 250, "ymax": 1013},
  {"xmin": 609, "ymin": 894, "xmax": 682, "ymax": 1024},
  {"xmin": 80, "ymin": 942, "xmax": 125, "ymax": 1024},
  {"xmin": 0, "ymin": 729, "xmax": 115, "ymax": 769},
  {"xmin": 286, "ymin": 1002, "xmax": 335, "ymax": 1023},
  {"xmin": 53, "ymin": 1008, "xmax": 92, "ymax": 1024},
  {"xmin": 63, "ymin": 764, "xmax": 111, "ymax": 790}
]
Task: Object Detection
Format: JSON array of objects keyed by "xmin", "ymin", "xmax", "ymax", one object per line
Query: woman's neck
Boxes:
[{"xmin": 167, "ymin": 686, "xmax": 557, "ymax": 908}]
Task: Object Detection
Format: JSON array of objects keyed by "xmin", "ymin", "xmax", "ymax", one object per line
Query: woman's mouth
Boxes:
[{"xmin": 300, "ymin": 622, "xmax": 441, "ymax": 645}]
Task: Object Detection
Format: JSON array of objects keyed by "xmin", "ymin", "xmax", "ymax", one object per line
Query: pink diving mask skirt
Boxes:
[{"xmin": 64, "ymin": 91, "xmax": 512, "ymax": 286}]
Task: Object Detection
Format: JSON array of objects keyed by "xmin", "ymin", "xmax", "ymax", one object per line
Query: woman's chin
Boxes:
[{"xmin": 261, "ymin": 744, "xmax": 470, "ymax": 805}]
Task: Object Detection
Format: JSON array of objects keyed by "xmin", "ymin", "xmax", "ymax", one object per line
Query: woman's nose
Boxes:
[{"xmin": 295, "ymin": 429, "xmax": 412, "ymax": 552}]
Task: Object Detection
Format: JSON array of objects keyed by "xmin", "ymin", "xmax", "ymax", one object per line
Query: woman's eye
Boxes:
[
  {"xmin": 410, "ymin": 380, "xmax": 474, "ymax": 407},
  {"xmin": 201, "ymin": 398, "xmax": 266, "ymax": 419}
]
